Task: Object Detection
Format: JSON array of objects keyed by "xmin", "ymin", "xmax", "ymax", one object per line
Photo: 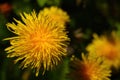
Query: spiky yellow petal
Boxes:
[{"xmin": 4, "ymin": 10, "xmax": 70, "ymax": 76}]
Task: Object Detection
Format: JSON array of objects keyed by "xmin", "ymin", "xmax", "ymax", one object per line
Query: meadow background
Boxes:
[{"xmin": 0, "ymin": 0, "xmax": 120, "ymax": 80}]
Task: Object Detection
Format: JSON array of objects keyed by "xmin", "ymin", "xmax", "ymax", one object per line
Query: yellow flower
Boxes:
[
  {"xmin": 70, "ymin": 53, "xmax": 111, "ymax": 80},
  {"xmin": 4, "ymin": 10, "xmax": 70, "ymax": 76},
  {"xmin": 86, "ymin": 32, "xmax": 120, "ymax": 68},
  {"xmin": 39, "ymin": 6, "xmax": 70, "ymax": 25}
]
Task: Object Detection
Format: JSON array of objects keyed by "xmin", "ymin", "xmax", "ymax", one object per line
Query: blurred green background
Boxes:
[{"xmin": 0, "ymin": 0, "xmax": 120, "ymax": 80}]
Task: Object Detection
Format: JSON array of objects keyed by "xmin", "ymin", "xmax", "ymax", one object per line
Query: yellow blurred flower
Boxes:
[
  {"xmin": 39, "ymin": 6, "xmax": 70, "ymax": 25},
  {"xmin": 70, "ymin": 53, "xmax": 111, "ymax": 80},
  {"xmin": 86, "ymin": 32, "xmax": 120, "ymax": 68},
  {"xmin": 4, "ymin": 10, "xmax": 70, "ymax": 76}
]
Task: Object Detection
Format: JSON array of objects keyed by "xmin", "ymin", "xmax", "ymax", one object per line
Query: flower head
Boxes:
[
  {"xmin": 4, "ymin": 10, "xmax": 70, "ymax": 76},
  {"xmin": 86, "ymin": 32, "xmax": 120, "ymax": 68},
  {"xmin": 39, "ymin": 6, "xmax": 70, "ymax": 25},
  {"xmin": 70, "ymin": 53, "xmax": 111, "ymax": 80}
]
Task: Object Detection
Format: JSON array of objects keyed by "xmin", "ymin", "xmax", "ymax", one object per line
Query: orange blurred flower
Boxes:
[
  {"xmin": 70, "ymin": 53, "xmax": 111, "ymax": 80},
  {"xmin": 0, "ymin": 3, "xmax": 12, "ymax": 14}
]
